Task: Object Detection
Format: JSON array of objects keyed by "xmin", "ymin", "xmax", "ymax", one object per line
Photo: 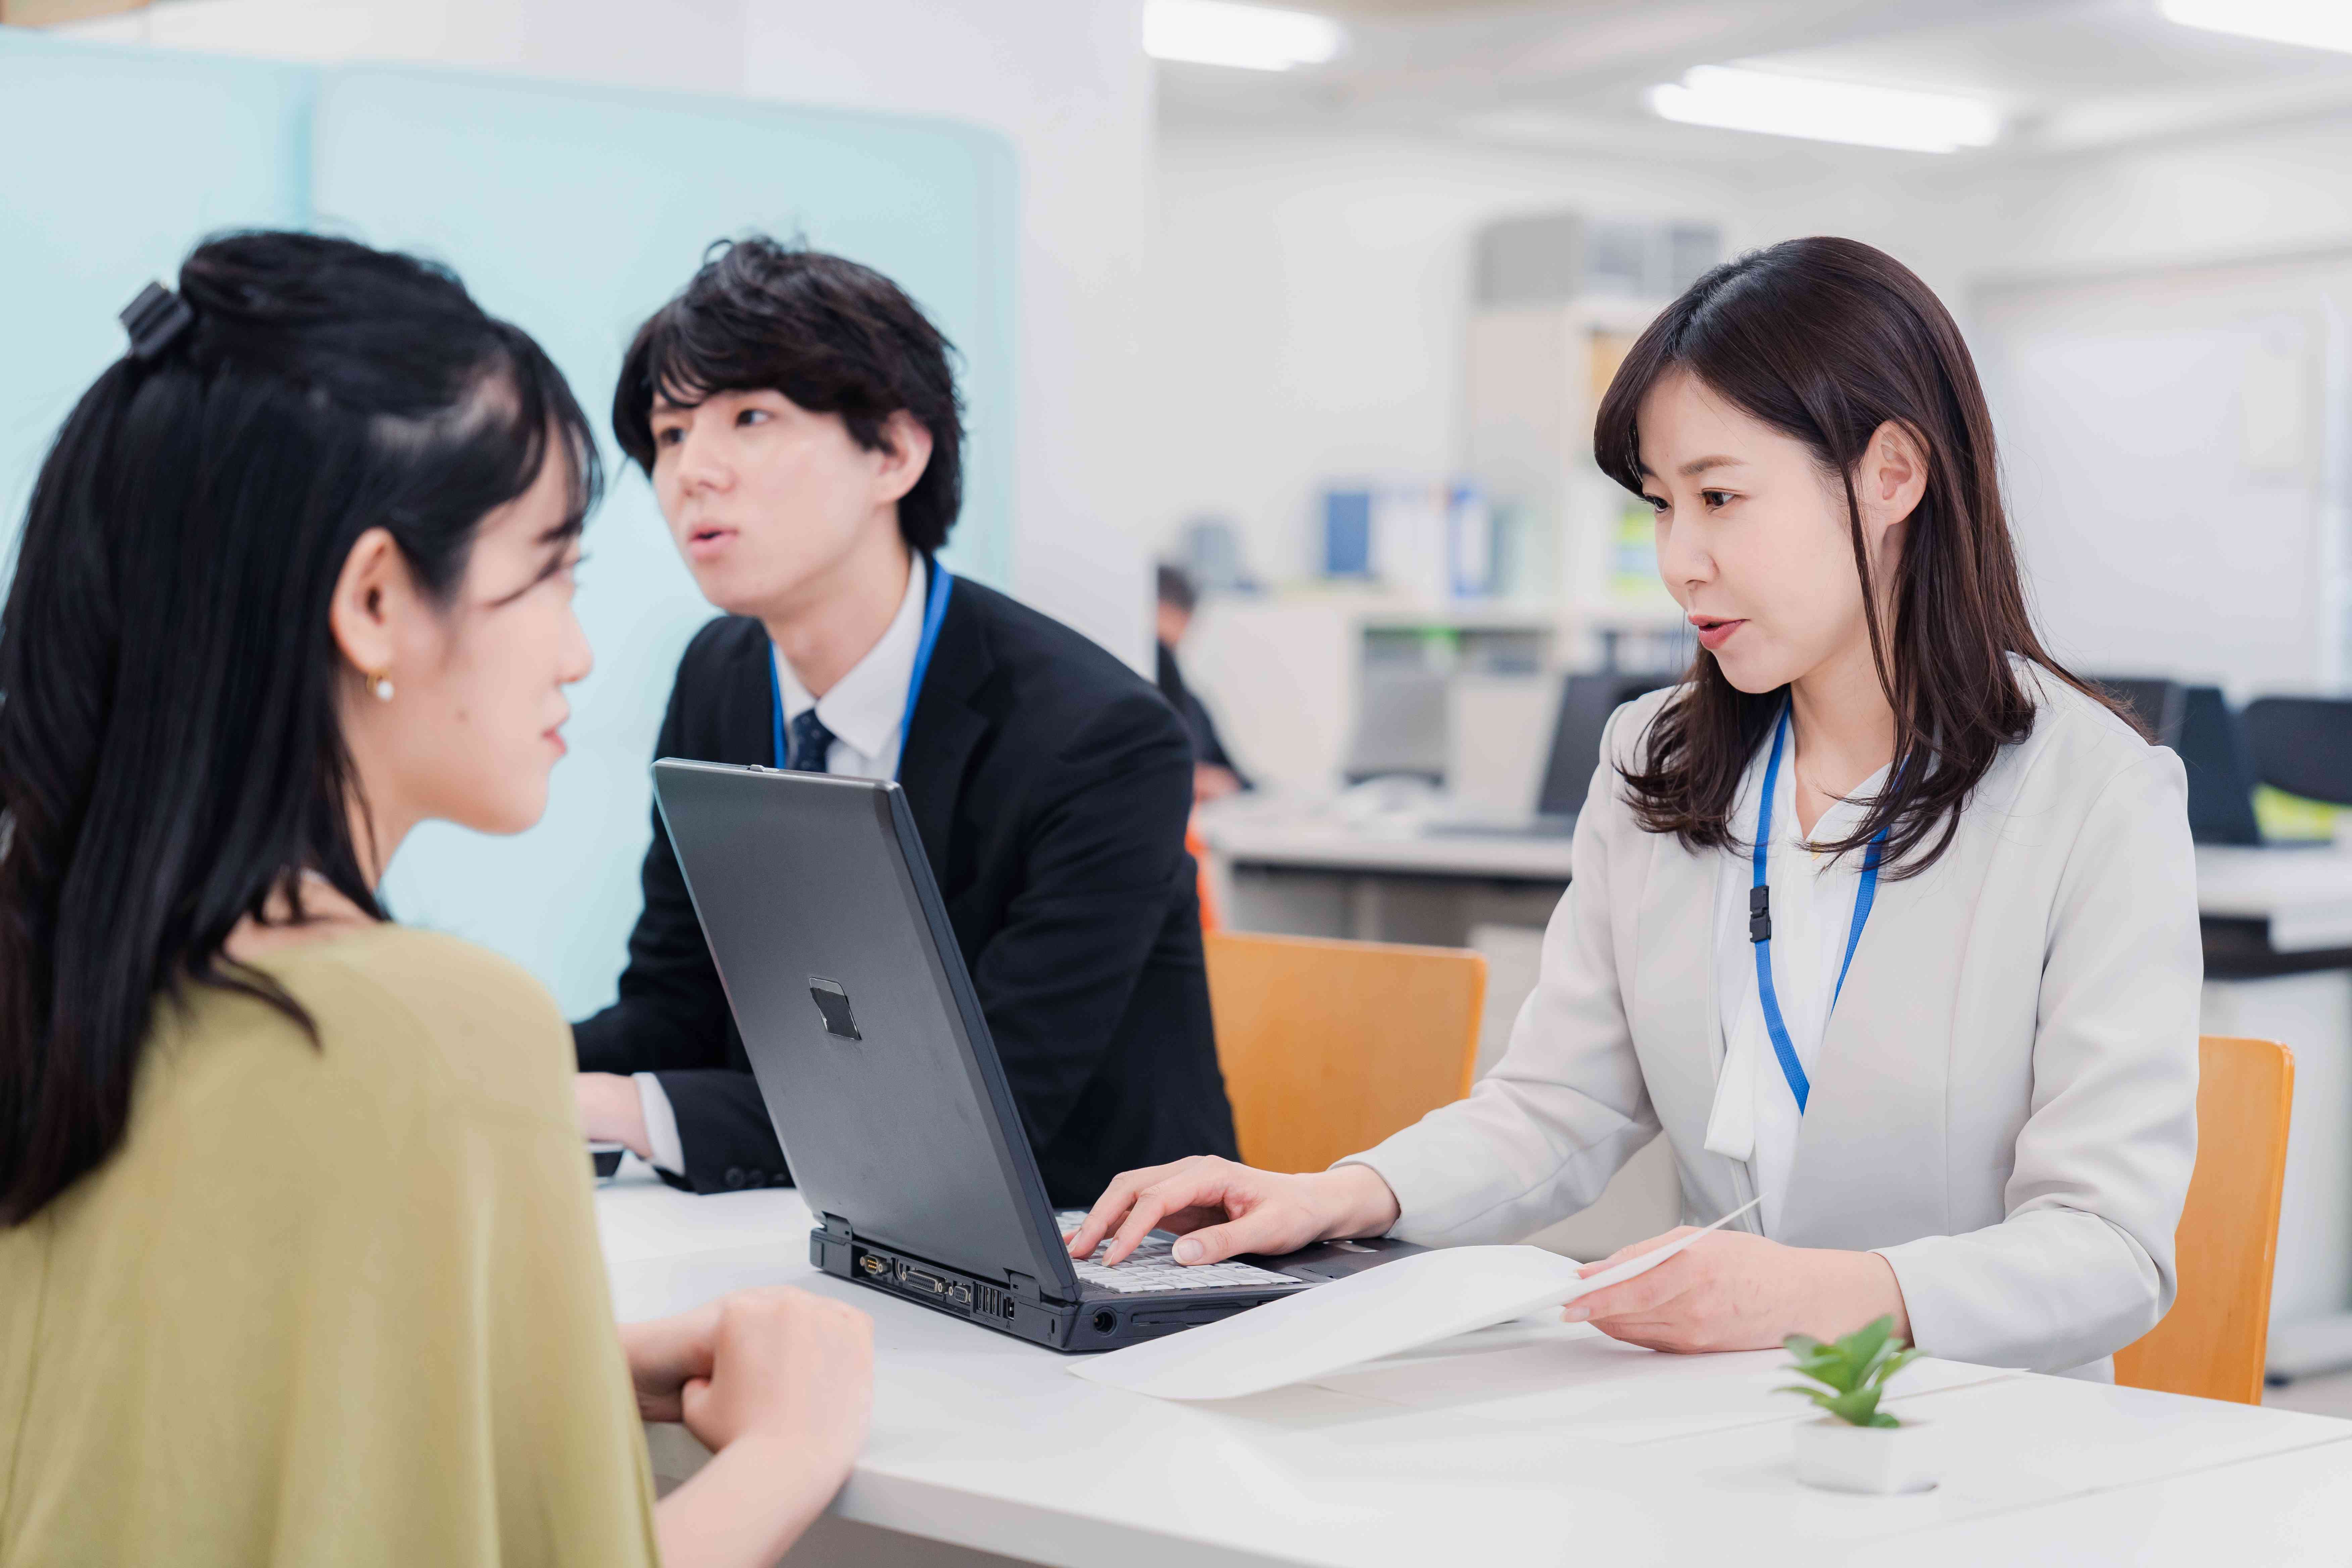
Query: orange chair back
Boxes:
[
  {"xmin": 1203, "ymin": 931, "xmax": 1485, "ymax": 1174},
  {"xmin": 2114, "ymin": 1034, "xmax": 2294, "ymax": 1404},
  {"xmin": 1187, "ymin": 819, "xmax": 1220, "ymax": 933}
]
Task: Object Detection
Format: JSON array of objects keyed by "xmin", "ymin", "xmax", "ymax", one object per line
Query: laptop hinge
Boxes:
[
  {"xmin": 820, "ymin": 1213, "xmax": 854, "ymax": 1243},
  {"xmin": 1006, "ymin": 1270, "xmax": 1042, "ymax": 1303}
]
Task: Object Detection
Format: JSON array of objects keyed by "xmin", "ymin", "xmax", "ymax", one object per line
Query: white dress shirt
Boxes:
[
  {"xmin": 634, "ymin": 558, "xmax": 928, "ymax": 1174},
  {"xmin": 1703, "ymin": 726, "xmax": 1891, "ymax": 1238}
]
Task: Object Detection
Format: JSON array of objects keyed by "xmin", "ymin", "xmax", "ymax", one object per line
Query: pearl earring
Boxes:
[{"xmin": 371, "ymin": 672, "xmax": 395, "ymax": 703}]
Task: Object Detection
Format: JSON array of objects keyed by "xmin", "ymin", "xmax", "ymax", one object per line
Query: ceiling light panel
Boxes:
[
  {"xmin": 1648, "ymin": 65, "xmax": 2001, "ymax": 154},
  {"xmin": 1144, "ymin": 0, "xmax": 1347, "ymax": 72},
  {"xmin": 2160, "ymin": 0, "xmax": 2352, "ymax": 55}
]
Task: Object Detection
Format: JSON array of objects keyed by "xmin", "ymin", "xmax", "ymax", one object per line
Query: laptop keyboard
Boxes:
[{"xmin": 1057, "ymin": 1212, "xmax": 1303, "ymax": 1294}]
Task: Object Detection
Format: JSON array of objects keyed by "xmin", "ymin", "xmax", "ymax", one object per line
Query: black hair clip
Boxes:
[{"xmin": 119, "ymin": 282, "xmax": 195, "ymax": 364}]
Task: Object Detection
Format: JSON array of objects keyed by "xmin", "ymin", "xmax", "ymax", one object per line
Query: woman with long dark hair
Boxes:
[
  {"xmin": 0, "ymin": 232, "xmax": 870, "ymax": 1566},
  {"xmin": 1069, "ymin": 237, "xmax": 2200, "ymax": 1379}
]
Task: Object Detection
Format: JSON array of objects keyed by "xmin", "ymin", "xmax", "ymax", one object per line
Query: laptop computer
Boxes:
[
  {"xmin": 1422, "ymin": 671, "xmax": 1670, "ymax": 840},
  {"xmin": 649, "ymin": 759, "xmax": 1422, "ymax": 1353}
]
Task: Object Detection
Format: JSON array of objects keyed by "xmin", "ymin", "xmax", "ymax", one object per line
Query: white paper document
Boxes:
[{"xmin": 1071, "ymin": 1196, "xmax": 1763, "ymax": 1402}]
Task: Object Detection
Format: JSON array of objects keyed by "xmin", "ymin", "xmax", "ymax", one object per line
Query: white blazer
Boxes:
[{"xmin": 1348, "ymin": 665, "xmax": 2202, "ymax": 1376}]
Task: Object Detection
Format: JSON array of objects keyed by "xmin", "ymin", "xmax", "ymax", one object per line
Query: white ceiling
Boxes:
[{"xmin": 1159, "ymin": 0, "xmax": 2352, "ymax": 164}]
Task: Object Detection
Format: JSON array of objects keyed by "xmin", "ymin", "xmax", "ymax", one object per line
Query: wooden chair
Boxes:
[
  {"xmin": 2114, "ymin": 1035, "xmax": 2295, "ymax": 1404},
  {"xmin": 1203, "ymin": 931, "xmax": 1486, "ymax": 1175}
]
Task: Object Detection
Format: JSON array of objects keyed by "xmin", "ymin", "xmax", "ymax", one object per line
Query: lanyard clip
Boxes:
[{"xmin": 1748, "ymin": 885, "xmax": 1772, "ymax": 943}]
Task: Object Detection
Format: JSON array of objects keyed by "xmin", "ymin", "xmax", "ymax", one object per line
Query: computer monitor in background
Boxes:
[
  {"xmin": 2175, "ymin": 685, "xmax": 2265, "ymax": 846},
  {"xmin": 2243, "ymin": 697, "xmax": 2352, "ymax": 808},
  {"xmin": 2086, "ymin": 675, "xmax": 2259, "ymax": 845},
  {"xmin": 1342, "ymin": 666, "xmax": 1451, "ymax": 785},
  {"xmin": 1535, "ymin": 673, "xmax": 1673, "ymax": 818}
]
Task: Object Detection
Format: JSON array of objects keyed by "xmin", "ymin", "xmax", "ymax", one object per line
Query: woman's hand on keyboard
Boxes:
[{"xmin": 1065, "ymin": 1157, "xmax": 1402, "ymax": 1268}]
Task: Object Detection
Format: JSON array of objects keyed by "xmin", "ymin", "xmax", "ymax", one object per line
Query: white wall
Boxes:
[
  {"xmin": 1921, "ymin": 119, "xmax": 2352, "ymax": 693},
  {"xmin": 1139, "ymin": 122, "xmax": 1964, "ymax": 587},
  {"xmin": 739, "ymin": 0, "xmax": 1157, "ymax": 667},
  {"xmin": 1941, "ymin": 119, "xmax": 2352, "ymax": 285},
  {"xmin": 1147, "ymin": 109, "xmax": 2352, "ymax": 700},
  {"xmin": 64, "ymin": 0, "xmax": 1160, "ymax": 667}
]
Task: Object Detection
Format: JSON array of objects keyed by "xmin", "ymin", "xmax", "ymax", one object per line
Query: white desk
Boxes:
[
  {"xmin": 1203, "ymin": 814, "xmax": 1578, "ymax": 882},
  {"xmin": 2197, "ymin": 844, "xmax": 2352, "ymax": 954},
  {"xmin": 1207, "ymin": 811, "xmax": 2352, "ymax": 926},
  {"xmin": 598, "ymin": 1171, "xmax": 2352, "ymax": 1567},
  {"xmin": 1199, "ymin": 804, "xmax": 1574, "ymax": 945}
]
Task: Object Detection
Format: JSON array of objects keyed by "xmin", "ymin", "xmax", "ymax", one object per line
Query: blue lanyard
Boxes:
[
  {"xmin": 771, "ymin": 558, "xmax": 954, "ymax": 781},
  {"xmin": 1748, "ymin": 706, "xmax": 1885, "ymax": 1114}
]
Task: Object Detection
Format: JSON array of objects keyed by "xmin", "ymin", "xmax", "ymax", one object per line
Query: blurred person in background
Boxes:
[
  {"xmin": 573, "ymin": 239, "xmax": 1236, "ymax": 1204},
  {"xmin": 1072, "ymin": 237, "xmax": 2200, "ymax": 1382},
  {"xmin": 0, "ymin": 232, "xmax": 869, "ymax": 1568},
  {"xmin": 1155, "ymin": 562, "xmax": 1250, "ymax": 804}
]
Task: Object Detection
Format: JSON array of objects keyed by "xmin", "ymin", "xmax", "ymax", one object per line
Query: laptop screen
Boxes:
[{"xmin": 651, "ymin": 762, "xmax": 1082, "ymax": 1298}]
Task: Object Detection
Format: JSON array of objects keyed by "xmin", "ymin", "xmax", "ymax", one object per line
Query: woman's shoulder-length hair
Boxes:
[{"xmin": 1590, "ymin": 236, "xmax": 2136, "ymax": 878}]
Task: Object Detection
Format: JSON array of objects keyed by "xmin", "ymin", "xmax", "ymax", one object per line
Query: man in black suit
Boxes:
[
  {"xmin": 574, "ymin": 238, "xmax": 1237, "ymax": 1205},
  {"xmin": 1154, "ymin": 562, "xmax": 1249, "ymax": 803}
]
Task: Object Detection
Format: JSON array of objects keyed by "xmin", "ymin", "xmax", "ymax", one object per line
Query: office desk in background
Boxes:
[
  {"xmin": 1203, "ymin": 802, "xmax": 1576, "ymax": 946},
  {"xmin": 1203, "ymin": 801, "xmax": 2352, "ymax": 951},
  {"xmin": 597, "ymin": 1168, "xmax": 2352, "ymax": 1568}
]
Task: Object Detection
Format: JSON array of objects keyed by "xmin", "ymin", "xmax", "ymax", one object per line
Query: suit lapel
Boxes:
[
  {"xmin": 721, "ymin": 622, "xmax": 777, "ymax": 766},
  {"xmin": 1630, "ymin": 826, "xmax": 1743, "ymax": 1225},
  {"xmin": 897, "ymin": 580, "xmax": 994, "ymax": 879}
]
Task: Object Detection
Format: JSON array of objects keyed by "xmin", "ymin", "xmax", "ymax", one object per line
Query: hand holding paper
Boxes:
[
  {"xmin": 1073, "ymin": 1196, "xmax": 1764, "ymax": 1402},
  {"xmin": 1562, "ymin": 1207, "xmax": 1914, "ymax": 1355}
]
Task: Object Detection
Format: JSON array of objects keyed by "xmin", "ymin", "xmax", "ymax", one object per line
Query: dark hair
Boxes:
[
  {"xmin": 0, "ymin": 230, "xmax": 600, "ymax": 1223},
  {"xmin": 1594, "ymin": 236, "xmax": 2126, "ymax": 877},
  {"xmin": 612, "ymin": 238, "xmax": 965, "ymax": 555},
  {"xmin": 1156, "ymin": 563, "xmax": 1197, "ymax": 615}
]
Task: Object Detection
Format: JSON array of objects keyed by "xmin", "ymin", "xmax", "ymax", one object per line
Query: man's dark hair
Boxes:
[
  {"xmin": 1155, "ymin": 563, "xmax": 1197, "ymax": 615},
  {"xmin": 614, "ymin": 238, "xmax": 965, "ymax": 554}
]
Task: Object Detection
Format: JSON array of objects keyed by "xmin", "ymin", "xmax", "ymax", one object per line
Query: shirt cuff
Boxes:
[{"xmin": 633, "ymin": 1072, "xmax": 686, "ymax": 1176}]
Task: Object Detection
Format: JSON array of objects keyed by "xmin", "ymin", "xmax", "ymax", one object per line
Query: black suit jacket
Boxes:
[{"xmin": 575, "ymin": 570, "xmax": 1238, "ymax": 1205}]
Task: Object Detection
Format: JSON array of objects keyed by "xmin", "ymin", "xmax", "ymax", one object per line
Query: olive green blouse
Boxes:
[{"xmin": 0, "ymin": 925, "xmax": 661, "ymax": 1567}]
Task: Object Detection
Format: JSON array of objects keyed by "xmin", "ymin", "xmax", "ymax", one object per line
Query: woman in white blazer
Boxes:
[{"xmin": 1069, "ymin": 236, "xmax": 2200, "ymax": 1379}]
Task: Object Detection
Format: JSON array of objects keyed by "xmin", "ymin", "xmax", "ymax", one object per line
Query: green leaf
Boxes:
[
  {"xmin": 1787, "ymin": 1350, "xmax": 1856, "ymax": 1393},
  {"xmin": 1842, "ymin": 1316, "xmax": 1893, "ymax": 1370},
  {"xmin": 1873, "ymin": 1344, "xmax": 1923, "ymax": 1389},
  {"xmin": 1780, "ymin": 1315, "xmax": 1923, "ymax": 1418},
  {"xmin": 1822, "ymin": 1385, "xmax": 1883, "ymax": 1426},
  {"xmin": 1774, "ymin": 1384, "xmax": 1840, "ymax": 1412}
]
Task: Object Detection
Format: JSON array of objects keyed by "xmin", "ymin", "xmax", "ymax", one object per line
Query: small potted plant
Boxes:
[{"xmin": 1778, "ymin": 1316, "xmax": 1937, "ymax": 1493}]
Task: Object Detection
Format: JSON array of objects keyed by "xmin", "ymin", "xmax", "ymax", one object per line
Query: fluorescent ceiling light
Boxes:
[
  {"xmin": 1648, "ymin": 65, "xmax": 2000, "ymax": 154},
  {"xmin": 1144, "ymin": 0, "xmax": 1344, "ymax": 72},
  {"xmin": 2159, "ymin": 0, "xmax": 2352, "ymax": 54}
]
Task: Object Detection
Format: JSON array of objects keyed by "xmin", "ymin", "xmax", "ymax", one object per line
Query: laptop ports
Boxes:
[
  {"xmin": 858, "ymin": 1253, "xmax": 886, "ymax": 1278},
  {"xmin": 896, "ymin": 1262, "xmax": 951, "ymax": 1297}
]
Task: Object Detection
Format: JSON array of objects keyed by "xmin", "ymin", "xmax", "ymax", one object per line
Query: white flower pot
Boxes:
[{"xmin": 1791, "ymin": 1416, "xmax": 1938, "ymax": 1494}]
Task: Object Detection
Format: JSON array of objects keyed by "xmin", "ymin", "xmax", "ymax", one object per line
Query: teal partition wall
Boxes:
[
  {"xmin": 0, "ymin": 33, "xmax": 312, "ymax": 528},
  {"xmin": 0, "ymin": 34, "xmax": 1018, "ymax": 1018},
  {"xmin": 312, "ymin": 68, "xmax": 1018, "ymax": 1015}
]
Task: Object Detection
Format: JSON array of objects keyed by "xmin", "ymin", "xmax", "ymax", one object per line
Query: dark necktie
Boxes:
[{"xmin": 787, "ymin": 708, "xmax": 836, "ymax": 773}]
